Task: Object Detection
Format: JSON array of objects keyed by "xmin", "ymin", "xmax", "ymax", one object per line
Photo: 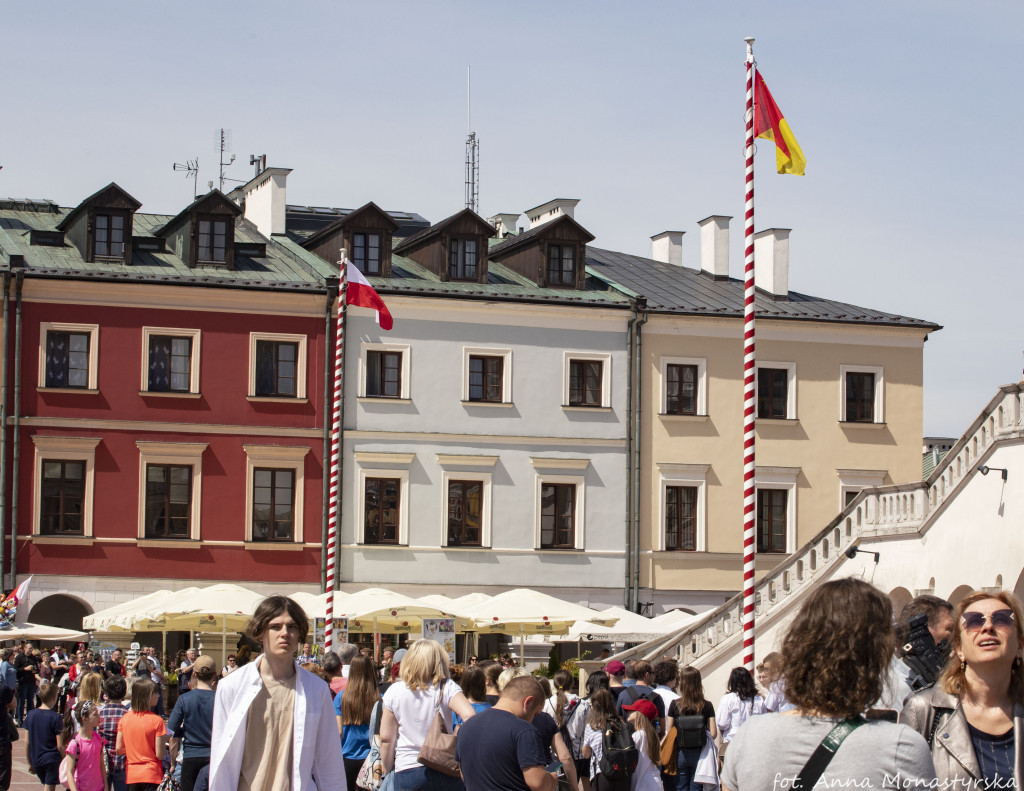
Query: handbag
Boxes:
[
  {"xmin": 659, "ymin": 722, "xmax": 678, "ymax": 775},
  {"xmin": 356, "ymin": 701, "xmax": 385, "ymax": 791},
  {"xmin": 416, "ymin": 688, "xmax": 460, "ymax": 777},
  {"xmin": 156, "ymin": 768, "xmax": 180, "ymax": 791}
]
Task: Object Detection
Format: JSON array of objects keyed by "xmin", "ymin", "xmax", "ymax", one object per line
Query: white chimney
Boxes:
[
  {"xmin": 650, "ymin": 231, "xmax": 684, "ymax": 266},
  {"xmin": 525, "ymin": 199, "xmax": 580, "ymax": 229},
  {"xmin": 698, "ymin": 215, "xmax": 731, "ymax": 279},
  {"xmin": 488, "ymin": 213, "xmax": 521, "ymax": 237},
  {"xmin": 754, "ymin": 228, "xmax": 791, "ymax": 298},
  {"xmin": 241, "ymin": 167, "xmax": 292, "ymax": 237}
]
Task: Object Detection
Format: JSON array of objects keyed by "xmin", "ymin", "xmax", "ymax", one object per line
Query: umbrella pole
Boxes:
[
  {"xmin": 373, "ymin": 617, "xmax": 378, "ymax": 664},
  {"xmin": 520, "ymin": 626, "xmax": 525, "ymax": 668},
  {"xmin": 221, "ymin": 615, "xmax": 227, "ymax": 666}
]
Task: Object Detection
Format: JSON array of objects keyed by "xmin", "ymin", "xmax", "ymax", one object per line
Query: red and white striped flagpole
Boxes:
[
  {"xmin": 742, "ymin": 37, "xmax": 757, "ymax": 674},
  {"xmin": 325, "ymin": 250, "xmax": 348, "ymax": 653}
]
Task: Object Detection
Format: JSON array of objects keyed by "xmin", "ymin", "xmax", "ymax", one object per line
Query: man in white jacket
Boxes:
[{"xmin": 208, "ymin": 596, "xmax": 345, "ymax": 791}]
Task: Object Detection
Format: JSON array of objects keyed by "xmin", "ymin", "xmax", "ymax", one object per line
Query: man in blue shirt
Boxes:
[
  {"xmin": 456, "ymin": 675, "xmax": 556, "ymax": 791},
  {"xmin": 168, "ymin": 655, "xmax": 217, "ymax": 791}
]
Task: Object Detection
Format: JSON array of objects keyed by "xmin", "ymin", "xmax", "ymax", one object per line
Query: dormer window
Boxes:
[
  {"xmin": 547, "ymin": 244, "xmax": 576, "ymax": 287},
  {"xmin": 449, "ymin": 237, "xmax": 478, "ymax": 281},
  {"xmin": 353, "ymin": 232, "xmax": 382, "ymax": 275},
  {"xmin": 197, "ymin": 217, "xmax": 229, "ymax": 264},
  {"xmin": 93, "ymin": 212, "xmax": 127, "ymax": 260}
]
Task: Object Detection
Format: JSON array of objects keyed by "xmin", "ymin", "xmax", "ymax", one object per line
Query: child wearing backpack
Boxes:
[
  {"xmin": 62, "ymin": 700, "xmax": 108, "ymax": 791},
  {"xmin": 581, "ymin": 689, "xmax": 637, "ymax": 791}
]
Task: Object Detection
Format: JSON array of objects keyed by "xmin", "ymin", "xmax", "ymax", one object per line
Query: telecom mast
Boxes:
[{"xmin": 465, "ymin": 67, "xmax": 480, "ymax": 213}]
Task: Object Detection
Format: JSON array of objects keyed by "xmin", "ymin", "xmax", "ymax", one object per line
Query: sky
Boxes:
[{"xmin": 3, "ymin": 1, "xmax": 1021, "ymax": 437}]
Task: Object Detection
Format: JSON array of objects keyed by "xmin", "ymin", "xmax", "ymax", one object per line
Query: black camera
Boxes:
[{"xmin": 901, "ymin": 613, "xmax": 950, "ymax": 690}]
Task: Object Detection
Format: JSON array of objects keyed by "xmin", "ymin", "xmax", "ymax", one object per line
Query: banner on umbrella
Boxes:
[{"xmin": 421, "ymin": 618, "xmax": 455, "ymax": 664}]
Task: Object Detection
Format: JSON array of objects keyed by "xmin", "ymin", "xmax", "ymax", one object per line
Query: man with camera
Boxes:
[{"xmin": 876, "ymin": 594, "xmax": 954, "ymax": 711}]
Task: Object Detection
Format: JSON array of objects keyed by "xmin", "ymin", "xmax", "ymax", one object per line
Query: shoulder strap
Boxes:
[
  {"xmin": 927, "ymin": 706, "xmax": 953, "ymax": 748},
  {"xmin": 794, "ymin": 717, "xmax": 867, "ymax": 789},
  {"xmin": 625, "ymin": 686, "xmax": 640, "ymax": 703}
]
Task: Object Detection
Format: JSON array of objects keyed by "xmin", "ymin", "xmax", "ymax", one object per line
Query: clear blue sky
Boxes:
[{"xmin": 4, "ymin": 1, "xmax": 1021, "ymax": 437}]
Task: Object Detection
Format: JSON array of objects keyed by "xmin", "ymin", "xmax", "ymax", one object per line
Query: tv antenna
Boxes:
[
  {"xmin": 172, "ymin": 158, "xmax": 200, "ymax": 199},
  {"xmin": 465, "ymin": 66, "xmax": 479, "ymax": 213}
]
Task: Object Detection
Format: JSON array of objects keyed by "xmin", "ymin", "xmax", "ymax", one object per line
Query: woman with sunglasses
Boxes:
[{"xmin": 902, "ymin": 590, "xmax": 1024, "ymax": 787}]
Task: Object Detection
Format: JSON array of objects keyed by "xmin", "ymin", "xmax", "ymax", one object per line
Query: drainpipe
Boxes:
[
  {"xmin": 631, "ymin": 299, "xmax": 648, "ymax": 611},
  {"xmin": 320, "ymin": 278, "xmax": 339, "ymax": 593},
  {"xmin": 624, "ymin": 308, "xmax": 638, "ymax": 607},
  {"xmin": 8, "ymin": 270, "xmax": 22, "ymax": 590},
  {"xmin": 0, "ymin": 271, "xmax": 10, "ymax": 590}
]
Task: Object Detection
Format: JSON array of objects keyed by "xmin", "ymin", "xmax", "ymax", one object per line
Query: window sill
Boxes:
[
  {"xmin": 31, "ymin": 535, "xmax": 94, "ymax": 546},
  {"xmin": 839, "ymin": 421, "xmax": 887, "ymax": 430},
  {"xmin": 38, "ymin": 387, "xmax": 99, "ymax": 395},
  {"xmin": 461, "ymin": 400, "xmax": 514, "ymax": 408},
  {"xmin": 137, "ymin": 539, "xmax": 202, "ymax": 549},
  {"xmin": 755, "ymin": 417, "xmax": 799, "ymax": 426},
  {"xmin": 357, "ymin": 542, "xmax": 407, "ymax": 548},
  {"xmin": 658, "ymin": 413, "xmax": 710, "ymax": 422},
  {"xmin": 536, "ymin": 546, "xmax": 585, "ymax": 552},
  {"xmin": 139, "ymin": 390, "xmax": 202, "ymax": 399},
  {"xmin": 244, "ymin": 541, "xmax": 305, "ymax": 551},
  {"xmin": 562, "ymin": 405, "xmax": 611, "ymax": 412},
  {"xmin": 246, "ymin": 396, "xmax": 308, "ymax": 404},
  {"xmin": 443, "ymin": 543, "xmax": 489, "ymax": 550},
  {"xmin": 358, "ymin": 397, "xmax": 412, "ymax": 404}
]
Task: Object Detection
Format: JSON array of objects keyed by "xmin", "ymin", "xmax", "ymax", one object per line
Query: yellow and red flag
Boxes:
[{"xmin": 754, "ymin": 72, "xmax": 805, "ymax": 175}]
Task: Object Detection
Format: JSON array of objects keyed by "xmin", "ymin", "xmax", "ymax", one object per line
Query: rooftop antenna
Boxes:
[
  {"xmin": 465, "ymin": 66, "xmax": 480, "ymax": 213},
  {"xmin": 250, "ymin": 154, "xmax": 267, "ymax": 177},
  {"xmin": 172, "ymin": 157, "xmax": 200, "ymax": 200},
  {"xmin": 218, "ymin": 128, "xmax": 237, "ymax": 191}
]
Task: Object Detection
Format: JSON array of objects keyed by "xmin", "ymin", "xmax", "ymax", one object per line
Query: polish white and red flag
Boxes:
[
  {"xmin": 346, "ymin": 261, "xmax": 394, "ymax": 330},
  {"xmin": 344, "ymin": 261, "xmax": 391, "ymax": 329}
]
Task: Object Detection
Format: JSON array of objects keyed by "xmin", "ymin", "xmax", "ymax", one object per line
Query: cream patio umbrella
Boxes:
[
  {"xmin": 460, "ymin": 589, "xmax": 619, "ymax": 663},
  {"xmin": 83, "ymin": 589, "xmax": 187, "ymax": 632},
  {"xmin": 562, "ymin": 606, "xmax": 665, "ymax": 645},
  {"xmin": 0, "ymin": 622, "xmax": 88, "ymax": 642}
]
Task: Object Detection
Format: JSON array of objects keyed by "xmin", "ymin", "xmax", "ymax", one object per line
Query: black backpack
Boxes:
[
  {"xmin": 674, "ymin": 712, "xmax": 707, "ymax": 751},
  {"xmin": 599, "ymin": 717, "xmax": 638, "ymax": 781}
]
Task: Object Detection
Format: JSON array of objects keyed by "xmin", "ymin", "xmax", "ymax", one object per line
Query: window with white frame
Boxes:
[
  {"xmin": 837, "ymin": 468, "xmax": 885, "ymax": 510},
  {"xmin": 31, "ymin": 435, "xmax": 100, "ymax": 537},
  {"xmin": 532, "ymin": 458, "xmax": 588, "ymax": 550},
  {"xmin": 136, "ymin": 441, "xmax": 207, "ymax": 540},
  {"xmin": 755, "ymin": 466, "xmax": 799, "ymax": 554},
  {"xmin": 40, "ymin": 322, "xmax": 99, "ymax": 390},
  {"xmin": 249, "ymin": 333, "xmax": 307, "ymax": 399},
  {"xmin": 659, "ymin": 356, "xmax": 707, "ymax": 416},
  {"xmin": 244, "ymin": 445, "xmax": 309, "ymax": 542},
  {"xmin": 355, "ymin": 452, "xmax": 414, "ymax": 545},
  {"xmin": 462, "ymin": 348, "xmax": 511, "ymax": 404},
  {"xmin": 142, "ymin": 327, "xmax": 201, "ymax": 395},
  {"xmin": 756, "ymin": 361, "xmax": 796, "ymax": 419},
  {"xmin": 840, "ymin": 365, "xmax": 884, "ymax": 424},
  {"xmin": 563, "ymin": 352, "xmax": 611, "ymax": 408},
  {"xmin": 657, "ymin": 463, "xmax": 709, "ymax": 551},
  {"xmin": 360, "ymin": 343, "xmax": 411, "ymax": 400},
  {"xmin": 437, "ymin": 455, "xmax": 497, "ymax": 548}
]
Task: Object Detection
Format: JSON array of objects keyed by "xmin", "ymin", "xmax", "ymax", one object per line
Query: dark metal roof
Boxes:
[
  {"xmin": 586, "ymin": 247, "xmax": 941, "ymax": 329},
  {"xmin": 392, "ymin": 208, "xmax": 495, "ymax": 255},
  {"xmin": 488, "ymin": 215, "xmax": 595, "ymax": 259}
]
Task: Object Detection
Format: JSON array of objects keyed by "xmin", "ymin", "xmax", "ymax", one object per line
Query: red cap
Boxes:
[{"xmin": 621, "ymin": 698, "xmax": 659, "ymax": 722}]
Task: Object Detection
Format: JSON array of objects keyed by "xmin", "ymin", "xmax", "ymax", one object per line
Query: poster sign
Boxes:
[
  {"xmin": 314, "ymin": 618, "xmax": 349, "ymax": 655},
  {"xmin": 421, "ymin": 618, "xmax": 455, "ymax": 664}
]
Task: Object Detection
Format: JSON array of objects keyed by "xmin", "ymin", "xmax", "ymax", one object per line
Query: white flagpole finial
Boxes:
[{"xmin": 745, "ymin": 37, "xmax": 755, "ymax": 63}]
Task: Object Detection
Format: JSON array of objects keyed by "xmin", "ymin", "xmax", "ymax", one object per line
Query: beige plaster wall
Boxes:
[{"xmin": 640, "ymin": 316, "xmax": 929, "ymax": 593}]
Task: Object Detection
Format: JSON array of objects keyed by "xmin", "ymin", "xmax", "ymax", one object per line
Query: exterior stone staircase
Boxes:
[{"xmin": 583, "ymin": 383, "xmax": 1024, "ymax": 688}]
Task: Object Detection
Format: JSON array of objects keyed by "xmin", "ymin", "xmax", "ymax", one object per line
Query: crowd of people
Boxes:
[{"xmin": 0, "ymin": 581, "xmax": 1018, "ymax": 791}]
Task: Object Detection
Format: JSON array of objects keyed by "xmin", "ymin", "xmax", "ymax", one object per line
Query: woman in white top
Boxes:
[
  {"xmin": 716, "ymin": 667, "xmax": 766, "ymax": 746},
  {"xmin": 380, "ymin": 640, "xmax": 477, "ymax": 791},
  {"xmin": 624, "ymin": 700, "xmax": 663, "ymax": 791}
]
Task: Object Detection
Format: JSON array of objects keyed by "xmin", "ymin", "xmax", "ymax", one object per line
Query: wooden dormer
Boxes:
[
  {"xmin": 392, "ymin": 209, "xmax": 496, "ymax": 283},
  {"xmin": 56, "ymin": 182, "xmax": 142, "ymax": 264},
  {"xmin": 487, "ymin": 214, "xmax": 595, "ymax": 290},
  {"xmin": 155, "ymin": 190, "xmax": 242, "ymax": 269},
  {"xmin": 302, "ymin": 202, "xmax": 400, "ymax": 277}
]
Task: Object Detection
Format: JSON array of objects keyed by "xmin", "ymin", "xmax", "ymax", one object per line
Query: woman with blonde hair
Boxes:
[
  {"xmin": 902, "ymin": 590, "xmax": 1024, "ymax": 787},
  {"xmin": 379, "ymin": 640, "xmax": 477, "ymax": 791},
  {"xmin": 623, "ymin": 699, "xmax": 662, "ymax": 791}
]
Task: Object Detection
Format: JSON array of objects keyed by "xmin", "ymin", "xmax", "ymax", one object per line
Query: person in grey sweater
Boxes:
[{"xmin": 722, "ymin": 579, "xmax": 936, "ymax": 791}]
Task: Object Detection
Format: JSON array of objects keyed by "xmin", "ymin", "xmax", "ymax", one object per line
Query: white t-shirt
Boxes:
[
  {"xmin": 716, "ymin": 692, "xmax": 766, "ymax": 743},
  {"xmin": 654, "ymin": 684, "xmax": 679, "ymax": 712},
  {"xmin": 582, "ymin": 725, "xmax": 604, "ymax": 779},
  {"xmin": 632, "ymin": 729, "xmax": 663, "ymax": 791},
  {"xmin": 382, "ymin": 679, "xmax": 460, "ymax": 773}
]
